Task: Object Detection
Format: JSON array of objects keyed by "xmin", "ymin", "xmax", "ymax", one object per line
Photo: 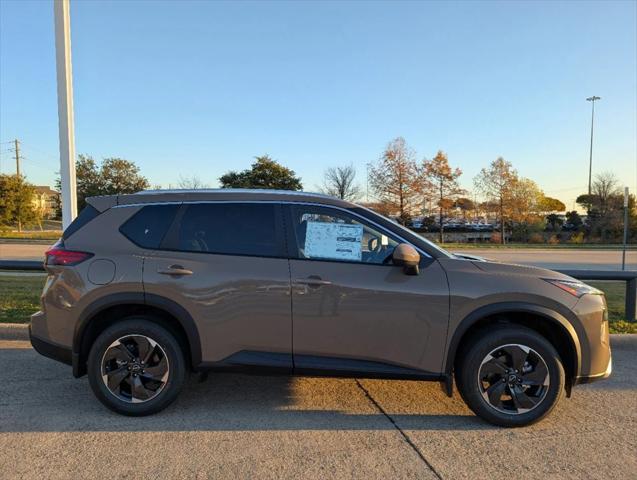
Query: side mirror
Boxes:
[{"xmin": 392, "ymin": 243, "xmax": 420, "ymax": 275}]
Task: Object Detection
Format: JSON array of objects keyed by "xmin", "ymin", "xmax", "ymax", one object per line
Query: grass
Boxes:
[
  {"xmin": 1, "ymin": 274, "xmax": 635, "ymax": 333},
  {"xmin": 0, "ymin": 231, "xmax": 62, "ymax": 240},
  {"xmin": 0, "ymin": 274, "xmax": 46, "ymax": 324},
  {"xmin": 587, "ymin": 281, "xmax": 637, "ymax": 333}
]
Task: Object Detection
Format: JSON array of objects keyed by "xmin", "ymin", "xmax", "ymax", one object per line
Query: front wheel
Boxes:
[
  {"xmin": 88, "ymin": 317, "xmax": 186, "ymax": 416},
  {"xmin": 456, "ymin": 326, "xmax": 565, "ymax": 427}
]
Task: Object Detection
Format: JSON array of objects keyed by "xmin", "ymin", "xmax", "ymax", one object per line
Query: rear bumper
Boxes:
[{"xmin": 29, "ymin": 324, "xmax": 73, "ymax": 366}]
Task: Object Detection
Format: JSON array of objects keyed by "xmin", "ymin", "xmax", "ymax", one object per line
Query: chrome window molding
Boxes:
[{"xmin": 114, "ymin": 200, "xmax": 433, "ymax": 259}]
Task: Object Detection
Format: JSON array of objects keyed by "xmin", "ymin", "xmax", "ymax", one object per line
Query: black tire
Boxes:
[
  {"xmin": 88, "ymin": 316, "xmax": 186, "ymax": 416},
  {"xmin": 456, "ymin": 325, "xmax": 565, "ymax": 427}
]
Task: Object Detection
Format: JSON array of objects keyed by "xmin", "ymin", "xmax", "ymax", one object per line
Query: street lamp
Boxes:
[{"xmin": 586, "ymin": 96, "xmax": 601, "ymax": 196}]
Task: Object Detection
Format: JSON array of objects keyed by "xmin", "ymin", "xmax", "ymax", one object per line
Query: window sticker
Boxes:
[{"xmin": 304, "ymin": 221, "xmax": 363, "ymax": 261}]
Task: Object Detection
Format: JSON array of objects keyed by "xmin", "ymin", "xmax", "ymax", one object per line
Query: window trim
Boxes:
[{"xmin": 114, "ymin": 200, "xmax": 433, "ymax": 261}]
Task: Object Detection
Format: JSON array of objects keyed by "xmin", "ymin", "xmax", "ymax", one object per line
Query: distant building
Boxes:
[{"xmin": 31, "ymin": 186, "xmax": 60, "ymax": 219}]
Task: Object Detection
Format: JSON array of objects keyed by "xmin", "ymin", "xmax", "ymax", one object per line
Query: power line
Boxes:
[{"xmin": 21, "ymin": 142, "xmax": 59, "ymax": 161}]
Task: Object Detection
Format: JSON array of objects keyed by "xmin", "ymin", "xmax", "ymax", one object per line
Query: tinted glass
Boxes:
[
  {"xmin": 177, "ymin": 203, "xmax": 281, "ymax": 257},
  {"xmin": 120, "ymin": 204, "xmax": 179, "ymax": 249},
  {"xmin": 63, "ymin": 204, "xmax": 100, "ymax": 240},
  {"xmin": 289, "ymin": 205, "xmax": 399, "ymax": 264}
]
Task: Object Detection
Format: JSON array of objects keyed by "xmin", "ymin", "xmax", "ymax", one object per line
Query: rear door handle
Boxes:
[
  {"xmin": 294, "ymin": 276, "xmax": 332, "ymax": 287},
  {"xmin": 158, "ymin": 265, "xmax": 193, "ymax": 276}
]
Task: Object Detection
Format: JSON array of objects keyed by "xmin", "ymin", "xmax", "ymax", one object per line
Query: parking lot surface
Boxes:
[{"xmin": 0, "ymin": 335, "xmax": 635, "ymax": 479}]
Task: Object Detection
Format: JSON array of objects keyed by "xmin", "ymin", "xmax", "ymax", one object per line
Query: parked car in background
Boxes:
[{"xmin": 30, "ymin": 189, "xmax": 612, "ymax": 427}]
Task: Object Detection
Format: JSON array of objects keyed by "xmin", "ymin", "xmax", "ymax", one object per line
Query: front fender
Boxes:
[{"xmin": 443, "ymin": 302, "xmax": 581, "ymax": 379}]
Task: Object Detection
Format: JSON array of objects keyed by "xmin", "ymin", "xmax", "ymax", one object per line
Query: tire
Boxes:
[
  {"xmin": 88, "ymin": 316, "xmax": 186, "ymax": 416},
  {"xmin": 456, "ymin": 325, "xmax": 565, "ymax": 427}
]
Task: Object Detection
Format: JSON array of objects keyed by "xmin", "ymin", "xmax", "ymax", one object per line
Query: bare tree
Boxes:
[
  {"xmin": 422, "ymin": 150, "xmax": 464, "ymax": 242},
  {"xmin": 320, "ymin": 164, "xmax": 361, "ymax": 201},
  {"xmin": 576, "ymin": 172, "xmax": 624, "ymax": 241},
  {"xmin": 178, "ymin": 175, "xmax": 209, "ymax": 189},
  {"xmin": 370, "ymin": 137, "xmax": 421, "ymax": 224},
  {"xmin": 474, "ymin": 157, "xmax": 519, "ymax": 244},
  {"xmin": 591, "ymin": 172, "xmax": 621, "ymax": 216}
]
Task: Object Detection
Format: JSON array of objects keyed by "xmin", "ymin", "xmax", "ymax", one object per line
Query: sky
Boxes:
[{"xmin": 1, "ymin": 0, "xmax": 636, "ymax": 211}]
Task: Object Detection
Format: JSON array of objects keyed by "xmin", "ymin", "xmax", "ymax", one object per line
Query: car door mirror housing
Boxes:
[{"xmin": 392, "ymin": 243, "xmax": 420, "ymax": 275}]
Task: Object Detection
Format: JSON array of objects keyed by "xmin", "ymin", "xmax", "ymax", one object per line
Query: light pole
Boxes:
[
  {"xmin": 622, "ymin": 187, "xmax": 629, "ymax": 271},
  {"xmin": 586, "ymin": 96, "xmax": 601, "ymax": 196},
  {"xmin": 54, "ymin": 0, "xmax": 78, "ymax": 229}
]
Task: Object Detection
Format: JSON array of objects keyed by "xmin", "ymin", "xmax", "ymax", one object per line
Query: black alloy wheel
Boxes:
[
  {"xmin": 478, "ymin": 343, "xmax": 550, "ymax": 414},
  {"xmin": 88, "ymin": 317, "xmax": 186, "ymax": 416},
  {"xmin": 101, "ymin": 334, "xmax": 170, "ymax": 403}
]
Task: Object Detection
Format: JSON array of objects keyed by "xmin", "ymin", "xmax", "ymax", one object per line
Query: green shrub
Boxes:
[{"xmin": 568, "ymin": 232, "xmax": 585, "ymax": 244}]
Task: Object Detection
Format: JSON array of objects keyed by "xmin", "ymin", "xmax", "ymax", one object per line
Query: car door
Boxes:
[
  {"xmin": 139, "ymin": 202, "xmax": 293, "ymax": 370},
  {"xmin": 285, "ymin": 204, "xmax": 449, "ymax": 375}
]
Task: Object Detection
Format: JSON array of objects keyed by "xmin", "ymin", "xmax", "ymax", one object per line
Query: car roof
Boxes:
[{"xmin": 86, "ymin": 189, "xmax": 356, "ymax": 212}]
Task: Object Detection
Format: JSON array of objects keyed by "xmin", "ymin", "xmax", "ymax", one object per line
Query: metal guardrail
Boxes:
[
  {"xmin": 0, "ymin": 260, "xmax": 44, "ymax": 271},
  {"xmin": 1, "ymin": 260, "xmax": 635, "ymax": 322}
]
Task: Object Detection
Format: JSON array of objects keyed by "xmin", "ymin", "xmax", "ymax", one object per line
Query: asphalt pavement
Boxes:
[{"xmin": 1, "ymin": 335, "xmax": 635, "ymax": 479}]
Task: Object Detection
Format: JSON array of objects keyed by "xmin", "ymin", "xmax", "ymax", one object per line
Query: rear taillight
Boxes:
[{"xmin": 45, "ymin": 247, "xmax": 93, "ymax": 266}]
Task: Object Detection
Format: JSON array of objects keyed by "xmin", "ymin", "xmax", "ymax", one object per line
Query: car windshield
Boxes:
[{"xmin": 356, "ymin": 206, "xmax": 454, "ymax": 259}]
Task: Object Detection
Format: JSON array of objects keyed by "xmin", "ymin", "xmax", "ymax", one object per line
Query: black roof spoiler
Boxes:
[{"xmin": 86, "ymin": 195, "xmax": 118, "ymax": 212}]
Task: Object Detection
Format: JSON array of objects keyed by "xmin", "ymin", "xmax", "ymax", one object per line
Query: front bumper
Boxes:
[
  {"xmin": 575, "ymin": 355, "xmax": 612, "ymax": 385},
  {"xmin": 571, "ymin": 293, "xmax": 612, "ymax": 385},
  {"xmin": 29, "ymin": 324, "xmax": 73, "ymax": 366}
]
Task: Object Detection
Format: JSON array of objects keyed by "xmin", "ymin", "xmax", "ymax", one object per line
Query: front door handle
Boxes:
[
  {"xmin": 294, "ymin": 276, "xmax": 332, "ymax": 287},
  {"xmin": 158, "ymin": 265, "xmax": 193, "ymax": 276}
]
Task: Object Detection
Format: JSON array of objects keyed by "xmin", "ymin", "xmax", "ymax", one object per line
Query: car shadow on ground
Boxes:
[
  {"xmin": 1, "ymin": 336, "xmax": 635, "ymax": 433},
  {"xmin": 0, "ymin": 346, "xmax": 493, "ymax": 432}
]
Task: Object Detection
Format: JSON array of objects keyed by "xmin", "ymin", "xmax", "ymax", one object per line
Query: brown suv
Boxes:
[{"xmin": 30, "ymin": 189, "xmax": 612, "ymax": 426}]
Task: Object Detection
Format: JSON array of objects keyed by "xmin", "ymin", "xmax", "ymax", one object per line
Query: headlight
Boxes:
[{"xmin": 543, "ymin": 278, "xmax": 602, "ymax": 297}]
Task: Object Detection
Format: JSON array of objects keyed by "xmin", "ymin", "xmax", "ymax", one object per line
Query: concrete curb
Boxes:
[{"xmin": 0, "ymin": 323, "xmax": 29, "ymax": 341}]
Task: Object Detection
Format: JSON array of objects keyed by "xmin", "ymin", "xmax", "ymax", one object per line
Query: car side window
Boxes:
[
  {"xmin": 120, "ymin": 204, "xmax": 180, "ymax": 249},
  {"xmin": 289, "ymin": 205, "xmax": 399, "ymax": 265},
  {"xmin": 176, "ymin": 202, "xmax": 284, "ymax": 257}
]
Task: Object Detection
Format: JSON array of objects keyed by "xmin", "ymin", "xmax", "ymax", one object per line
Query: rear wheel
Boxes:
[
  {"xmin": 456, "ymin": 326, "xmax": 565, "ymax": 427},
  {"xmin": 88, "ymin": 317, "xmax": 186, "ymax": 416}
]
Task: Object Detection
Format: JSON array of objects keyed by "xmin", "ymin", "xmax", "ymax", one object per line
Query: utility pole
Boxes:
[
  {"xmin": 13, "ymin": 139, "xmax": 22, "ymax": 232},
  {"xmin": 586, "ymin": 96, "xmax": 601, "ymax": 196},
  {"xmin": 14, "ymin": 139, "xmax": 20, "ymax": 176},
  {"xmin": 54, "ymin": 0, "xmax": 78, "ymax": 229}
]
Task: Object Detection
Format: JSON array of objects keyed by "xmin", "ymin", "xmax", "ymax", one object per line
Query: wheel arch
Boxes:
[
  {"xmin": 445, "ymin": 302, "xmax": 581, "ymax": 393},
  {"xmin": 72, "ymin": 292, "xmax": 202, "ymax": 377}
]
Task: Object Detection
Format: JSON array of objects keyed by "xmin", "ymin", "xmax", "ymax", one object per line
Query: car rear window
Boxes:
[
  {"xmin": 63, "ymin": 204, "xmax": 100, "ymax": 240},
  {"xmin": 177, "ymin": 203, "xmax": 282, "ymax": 257},
  {"xmin": 120, "ymin": 204, "xmax": 179, "ymax": 249}
]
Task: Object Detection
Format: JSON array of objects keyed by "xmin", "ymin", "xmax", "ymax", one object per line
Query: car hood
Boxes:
[{"xmin": 468, "ymin": 258, "xmax": 574, "ymax": 281}]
